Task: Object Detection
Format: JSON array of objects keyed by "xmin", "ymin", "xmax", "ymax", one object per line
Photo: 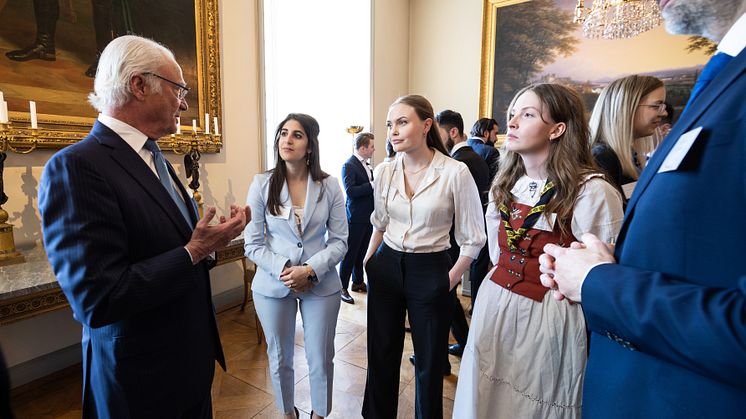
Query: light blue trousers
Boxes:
[{"xmin": 253, "ymin": 290, "xmax": 341, "ymax": 416}]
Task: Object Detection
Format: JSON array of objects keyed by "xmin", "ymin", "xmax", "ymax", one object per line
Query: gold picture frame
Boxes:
[{"xmin": 0, "ymin": 0, "xmax": 223, "ymax": 153}]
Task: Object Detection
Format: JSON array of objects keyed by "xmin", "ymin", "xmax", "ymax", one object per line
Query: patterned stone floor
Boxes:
[{"xmin": 11, "ymin": 289, "xmax": 470, "ymax": 418}]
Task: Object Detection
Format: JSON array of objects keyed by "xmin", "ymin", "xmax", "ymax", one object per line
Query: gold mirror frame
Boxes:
[{"xmin": 2, "ymin": 0, "xmax": 223, "ymax": 153}]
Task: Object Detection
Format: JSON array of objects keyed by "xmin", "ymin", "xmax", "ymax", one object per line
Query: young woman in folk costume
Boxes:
[{"xmin": 453, "ymin": 83, "xmax": 624, "ymax": 419}]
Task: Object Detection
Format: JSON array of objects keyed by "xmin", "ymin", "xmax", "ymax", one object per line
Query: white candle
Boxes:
[
  {"xmin": 176, "ymin": 117, "xmax": 181, "ymax": 134},
  {"xmin": 204, "ymin": 113, "xmax": 210, "ymax": 135},
  {"xmin": 0, "ymin": 101, "xmax": 8, "ymax": 124},
  {"xmin": 192, "ymin": 119, "xmax": 198, "ymax": 133},
  {"xmin": 29, "ymin": 101, "xmax": 38, "ymax": 129},
  {"xmin": 0, "ymin": 91, "xmax": 4, "ymax": 104},
  {"xmin": 213, "ymin": 117, "xmax": 219, "ymax": 135}
]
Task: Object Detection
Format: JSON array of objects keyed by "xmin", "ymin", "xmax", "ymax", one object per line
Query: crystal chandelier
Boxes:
[{"xmin": 573, "ymin": 0, "xmax": 662, "ymax": 40}]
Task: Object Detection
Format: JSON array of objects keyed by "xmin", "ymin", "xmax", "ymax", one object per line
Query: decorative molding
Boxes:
[{"xmin": 0, "ymin": 288, "xmax": 68, "ymax": 326}]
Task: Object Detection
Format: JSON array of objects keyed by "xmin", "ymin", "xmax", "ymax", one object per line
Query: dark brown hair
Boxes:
[{"xmin": 267, "ymin": 113, "xmax": 329, "ymax": 216}]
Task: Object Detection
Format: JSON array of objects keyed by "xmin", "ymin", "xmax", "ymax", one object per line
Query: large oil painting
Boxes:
[
  {"xmin": 480, "ymin": 0, "xmax": 713, "ymax": 133},
  {"xmin": 0, "ymin": 0, "xmax": 222, "ymax": 151}
]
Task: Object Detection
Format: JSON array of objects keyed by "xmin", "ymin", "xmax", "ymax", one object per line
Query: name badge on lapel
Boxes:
[{"xmin": 657, "ymin": 126, "xmax": 703, "ymax": 173}]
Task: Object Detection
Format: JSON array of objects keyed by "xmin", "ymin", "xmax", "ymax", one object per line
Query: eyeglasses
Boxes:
[
  {"xmin": 638, "ymin": 103, "xmax": 667, "ymax": 113},
  {"xmin": 143, "ymin": 72, "xmax": 189, "ymax": 100}
]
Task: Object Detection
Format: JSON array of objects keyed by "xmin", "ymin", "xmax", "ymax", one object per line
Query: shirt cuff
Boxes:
[{"xmin": 184, "ymin": 246, "xmax": 194, "ymax": 263}]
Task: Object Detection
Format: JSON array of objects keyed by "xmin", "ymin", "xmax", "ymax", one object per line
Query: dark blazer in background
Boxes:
[
  {"xmin": 341, "ymin": 155, "xmax": 374, "ymax": 223},
  {"xmin": 581, "ymin": 48, "xmax": 746, "ymax": 418},
  {"xmin": 38, "ymin": 121, "xmax": 224, "ymax": 418},
  {"xmin": 466, "ymin": 137, "xmax": 500, "ymax": 182}
]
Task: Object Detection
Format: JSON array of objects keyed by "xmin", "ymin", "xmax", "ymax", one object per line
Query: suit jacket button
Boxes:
[{"xmin": 297, "ymin": 242, "xmax": 302, "ymax": 248}]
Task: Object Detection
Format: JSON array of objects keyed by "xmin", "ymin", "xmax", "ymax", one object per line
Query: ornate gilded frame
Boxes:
[
  {"xmin": 478, "ymin": 0, "xmax": 531, "ymax": 119},
  {"xmin": 1, "ymin": 0, "xmax": 223, "ymax": 153}
]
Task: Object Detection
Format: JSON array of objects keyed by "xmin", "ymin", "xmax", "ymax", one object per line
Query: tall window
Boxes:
[{"xmin": 262, "ymin": 0, "xmax": 372, "ymax": 182}]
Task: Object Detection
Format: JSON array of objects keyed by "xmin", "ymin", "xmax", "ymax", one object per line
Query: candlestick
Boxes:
[
  {"xmin": 0, "ymin": 102, "xmax": 7, "ymax": 124},
  {"xmin": 29, "ymin": 101, "xmax": 38, "ymax": 129},
  {"xmin": 204, "ymin": 113, "xmax": 210, "ymax": 135},
  {"xmin": 213, "ymin": 117, "xmax": 219, "ymax": 136},
  {"xmin": 176, "ymin": 117, "xmax": 181, "ymax": 134},
  {"xmin": 192, "ymin": 119, "xmax": 198, "ymax": 133}
]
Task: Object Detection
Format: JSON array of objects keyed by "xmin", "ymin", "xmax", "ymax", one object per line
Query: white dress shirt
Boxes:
[
  {"xmin": 354, "ymin": 151, "xmax": 373, "ymax": 181},
  {"xmin": 371, "ymin": 150, "xmax": 486, "ymax": 259},
  {"xmin": 97, "ymin": 114, "xmax": 183, "ymax": 194},
  {"xmin": 718, "ymin": 11, "xmax": 746, "ymax": 57}
]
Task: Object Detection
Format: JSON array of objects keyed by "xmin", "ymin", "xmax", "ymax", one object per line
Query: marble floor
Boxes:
[{"xmin": 11, "ymin": 288, "xmax": 471, "ymax": 418}]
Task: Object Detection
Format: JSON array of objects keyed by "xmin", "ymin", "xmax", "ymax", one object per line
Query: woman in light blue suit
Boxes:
[{"xmin": 245, "ymin": 113, "xmax": 348, "ymax": 419}]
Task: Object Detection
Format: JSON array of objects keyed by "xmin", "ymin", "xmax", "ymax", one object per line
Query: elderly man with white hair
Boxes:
[{"xmin": 38, "ymin": 35, "xmax": 250, "ymax": 418}]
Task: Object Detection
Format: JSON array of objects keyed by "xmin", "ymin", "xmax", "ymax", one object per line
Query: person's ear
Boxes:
[
  {"xmin": 549, "ymin": 122, "xmax": 566, "ymax": 141},
  {"xmin": 449, "ymin": 127, "xmax": 459, "ymax": 140},
  {"xmin": 130, "ymin": 74, "xmax": 148, "ymax": 101},
  {"xmin": 423, "ymin": 118, "xmax": 432, "ymax": 135}
]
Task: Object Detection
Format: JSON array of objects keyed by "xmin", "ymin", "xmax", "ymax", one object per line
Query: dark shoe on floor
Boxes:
[
  {"xmin": 448, "ymin": 343, "xmax": 464, "ymax": 357},
  {"xmin": 409, "ymin": 355, "xmax": 451, "ymax": 376},
  {"xmin": 351, "ymin": 282, "xmax": 367, "ymax": 292},
  {"xmin": 340, "ymin": 289, "xmax": 354, "ymax": 304},
  {"xmin": 6, "ymin": 35, "xmax": 56, "ymax": 62}
]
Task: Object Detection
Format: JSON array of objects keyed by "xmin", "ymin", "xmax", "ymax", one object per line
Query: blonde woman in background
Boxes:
[{"xmin": 589, "ymin": 75, "xmax": 668, "ymax": 198}]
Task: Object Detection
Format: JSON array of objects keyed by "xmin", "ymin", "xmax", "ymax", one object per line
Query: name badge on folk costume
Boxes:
[{"xmin": 657, "ymin": 127, "xmax": 703, "ymax": 173}]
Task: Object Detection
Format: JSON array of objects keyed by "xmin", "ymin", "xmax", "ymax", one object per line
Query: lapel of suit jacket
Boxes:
[
  {"xmin": 93, "ymin": 122, "xmax": 192, "ymax": 241},
  {"xmin": 617, "ymin": 49, "xmax": 746, "ymax": 246},
  {"xmin": 303, "ymin": 173, "xmax": 321, "ymax": 233},
  {"xmin": 352, "ymin": 155, "xmax": 368, "ymax": 180},
  {"xmin": 277, "ymin": 180, "xmax": 301, "ymax": 241}
]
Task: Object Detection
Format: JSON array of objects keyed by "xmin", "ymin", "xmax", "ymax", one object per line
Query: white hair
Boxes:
[{"xmin": 88, "ymin": 35, "xmax": 176, "ymax": 112}]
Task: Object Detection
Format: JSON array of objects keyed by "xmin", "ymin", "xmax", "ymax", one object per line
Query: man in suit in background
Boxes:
[
  {"xmin": 437, "ymin": 110, "xmax": 489, "ymax": 359},
  {"xmin": 38, "ymin": 35, "xmax": 249, "ymax": 418},
  {"xmin": 467, "ymin": 117, "xmax": 500, "ymax": 184},
  {"xmin": 339, "ymin": 132, "xmax": 375, "ymax": 304},
  {"xmin": 540, "ymin": 1, "xmax": 746, "ymax": 417}
]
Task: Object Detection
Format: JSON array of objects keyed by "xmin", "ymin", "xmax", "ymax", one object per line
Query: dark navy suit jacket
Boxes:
[
  {"xmin": 38, "ymin": 121, "xmax": 225, "ymax": 418},
  {"xmin": 466, "ymin": 137, "xmax": 499, "ymax": 181},
  {"xmin": 341, "ymin": 155, "xmax": 374, "ymax": 224},
  {"xmin": 447, "ymin": 144, "xmax": 489, "ymax": 263},
  {"xmin": 581, "ymin": 48, "xmax": 746, "ymax": 418}
]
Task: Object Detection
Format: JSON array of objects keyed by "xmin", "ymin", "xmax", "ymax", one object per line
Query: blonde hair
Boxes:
[
  {"xmin": 491, "ymin": 83, "xmax": 598, "ymax": 238},
  {"xmin": 588, "ymin": 75, "xmax": 664, "ymax": 180}
]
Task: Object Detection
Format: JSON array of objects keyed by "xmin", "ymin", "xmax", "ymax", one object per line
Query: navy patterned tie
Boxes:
[
  {"xmin": 143, "ymin": 139, "xmax": 193, "ymax": 227},
  {"xmin": 684, "ymin": 52, "xmax": 733, "ymax": 112}
]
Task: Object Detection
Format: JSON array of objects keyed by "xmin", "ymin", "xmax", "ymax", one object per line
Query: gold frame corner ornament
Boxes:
[{"xmin": 0, "ymin": 0, "xmax": 223, "ymax": 154}]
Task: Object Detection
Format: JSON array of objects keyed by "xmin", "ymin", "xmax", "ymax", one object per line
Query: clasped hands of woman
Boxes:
[{"xmin": 280, "ymin": 264, "xmax": 316, "ymax": 293}]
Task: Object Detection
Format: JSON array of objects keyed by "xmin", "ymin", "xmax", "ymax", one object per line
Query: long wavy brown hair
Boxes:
[
  {"xmin": 491, "ymin": 83, "xmax": 599, "ymax": 237},
  {"xmin": 267, "ymin": 113, "xmax": 329, "ymax": 216}
]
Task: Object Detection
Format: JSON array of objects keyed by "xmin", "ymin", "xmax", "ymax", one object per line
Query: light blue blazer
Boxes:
[{"xmin": 244, "ymin": 172, "xmax": 348, "ymax": 298}]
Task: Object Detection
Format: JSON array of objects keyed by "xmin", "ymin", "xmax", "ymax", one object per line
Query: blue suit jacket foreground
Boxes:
[
  {"xmin": 580, "ymin": 48, "xmax": 746, "ymax": 418},
  {"xmin": 38, "ymin": 121, "xmax": 223, "ymax": 417},
  {"xmin": 341, "ymin": 155, "xmax": 374, "ymax": 223}
]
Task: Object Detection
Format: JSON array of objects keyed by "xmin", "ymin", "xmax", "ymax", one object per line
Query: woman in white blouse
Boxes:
[
  {"xmin": 361, "ymin": 95, "xmax": 486, "ymax": 419},
  {"xmin": 453, "ymin": 84, "xmax": 624, "ymax": 419},
  {"xmin": 244, "ymin": 113, "xmax": 348, "ymax": 419}
]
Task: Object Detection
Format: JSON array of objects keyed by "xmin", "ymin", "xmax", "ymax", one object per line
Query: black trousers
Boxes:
[
  {"xmin": 339, "ymin": 221, "xmax": 372, "ymax": 289},
  {"xmin": 362, "ymin": 244, "xmax": 451, "ymax": 419},
  {"xmin": 450, "ymin": 288, "xmax": 468, "ymax": 347},
  {"xmin": 469, "ymin": 244, "xmax": 490, "ymax": 308}
]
